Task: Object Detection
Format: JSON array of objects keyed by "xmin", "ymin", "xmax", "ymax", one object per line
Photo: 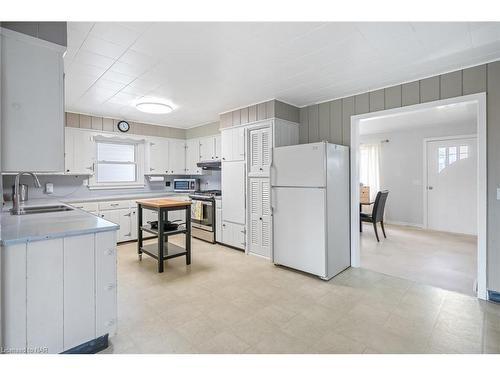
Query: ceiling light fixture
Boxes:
[{"xmin": 135, "ymin": 101, "xmax": 173, "ymax": 114}]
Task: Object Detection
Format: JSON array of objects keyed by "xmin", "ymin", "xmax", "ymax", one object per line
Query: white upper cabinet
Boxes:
[
  {"xmin": 185, "ymin": 138, "xmax": 202, "ymax": 175},
  {"xmin": 65, "ymin": 128, "xmax": 95, "ymax": 175},
  {"xmin": 199, "ymin": 134, "xmax": 222, "ymax": 162},
  {"xmin": 148, "ymin": 137, "xmax": 169, "ymax": 174},
  {"xmin": 214, "ymin": 134, "xmax": 221, "ymax": 160},
  {"xmin": 1, "ymin": 29, "xmax": 65, "ymax": 172},
  {"xmin": 199, "ymin": 136, "xmax": 215, "ymax": 162},
  {"xmin": 168, "ymin": 139, "xmax": 186, "ymax": 175},
  {"xmin": 248, "ymin": 126, "xmax": 271, "ymax": 177},
  {"xmin": 221, "ymin": 127, "xmax": 245, "ymax": 162}
]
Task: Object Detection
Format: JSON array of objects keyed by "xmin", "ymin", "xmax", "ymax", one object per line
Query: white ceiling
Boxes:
[
  {"xmin": 359, "ymin": 101, "xmax": 477, "ymax": 135},
  {"xmin": 64, "ymin": 22, "xmax": 500, "ymax": 129}
]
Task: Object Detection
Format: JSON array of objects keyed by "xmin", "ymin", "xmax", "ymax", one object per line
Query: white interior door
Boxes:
[{"xmin": 426, "ymin": 137, "xmax": 477, "ymax": 235}]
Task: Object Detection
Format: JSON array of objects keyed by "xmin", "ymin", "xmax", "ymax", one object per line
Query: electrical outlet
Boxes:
[{"xmin": 45, "ymin": 183, "xmax": 54, "ymax": 194}]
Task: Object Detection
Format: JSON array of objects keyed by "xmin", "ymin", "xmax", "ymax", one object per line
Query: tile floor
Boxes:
[
  {"xmin": 102, "ymin": 235, "xmax": 500, "ymax": 354},
  {"xmin": 361, "ymin": 223, "xmax": 477, "ymax": 296}
]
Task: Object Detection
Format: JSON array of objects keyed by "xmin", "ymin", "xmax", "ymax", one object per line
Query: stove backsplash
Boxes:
[{"xmin": 2, "ymin": 170, "xmax": 221, "ymax": 202}]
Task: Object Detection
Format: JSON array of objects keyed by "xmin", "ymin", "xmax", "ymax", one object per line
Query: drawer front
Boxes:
[
  {"xmin": 71, "ymin": 202, "xmax": 99, "ymax": 212},
  {"xmin": 99, "ymin": 200, "xmax": 130, "ymax": 211},
  {"xmin": 95, "ymin": 231, "xmax": 117, "ymax": 337}
]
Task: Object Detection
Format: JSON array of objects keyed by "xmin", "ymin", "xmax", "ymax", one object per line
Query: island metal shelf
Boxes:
[{"xmin": 136, "ymin": 198, "xmax": 192, "ymax": 273}]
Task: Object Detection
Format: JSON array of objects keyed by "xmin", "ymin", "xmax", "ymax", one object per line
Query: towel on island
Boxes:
[{"xmin": 192, "ymin": 201, "xmax": 203, "ymax": 220}]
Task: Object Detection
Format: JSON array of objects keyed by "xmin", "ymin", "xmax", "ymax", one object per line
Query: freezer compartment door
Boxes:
[
  {"xmin": 272, "ymin": 187, "xmax": 326, "ymax": 277},
  {"xmin": 271, "ymin": 142, "xmax": 326, "ymax": 188}
]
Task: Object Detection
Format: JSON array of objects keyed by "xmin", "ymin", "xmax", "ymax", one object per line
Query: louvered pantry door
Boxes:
[
  {"xmin": 248, "ymin": 127, "xmax": 271, "ymax": 176},
  {"xmin": 248, "ymin": 177, "xmax": 272, "ymax": 258}
]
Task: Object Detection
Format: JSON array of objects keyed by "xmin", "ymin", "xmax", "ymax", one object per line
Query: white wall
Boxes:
[{"xmin": 360, "ymin": 121, "xmax": 476, "ymax": 227}]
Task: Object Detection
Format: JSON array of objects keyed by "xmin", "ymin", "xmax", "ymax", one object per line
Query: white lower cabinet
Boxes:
[
  {"xmin": 216, "ymin": 199, "xmax": 222, "ymax": 243},
  {"xmin": 221, "ymin": 221, "xmax": 245, "ymax": 250},
  {"xmin": 95, "ymin": 231, "xmax": 118, "ymax": 338},
  {"xmin": 27, "ymin": 239, "xmax": 64, "ymax": 353},
  {"xmin": 1, "ymin": 230, "xmax": 118, "ymax": 353},
  {"xmin": 63, "ymin": 234, "xmax": 95, "ymax": 350}
]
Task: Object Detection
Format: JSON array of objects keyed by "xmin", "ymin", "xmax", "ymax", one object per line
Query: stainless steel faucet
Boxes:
[{"xmin": 11, "ymin": 172, "xmax": 41, "ymax": 215}]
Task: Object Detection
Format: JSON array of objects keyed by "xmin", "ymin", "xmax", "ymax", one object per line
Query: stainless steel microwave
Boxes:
[{"xmin": 173, "ymin": 178, "xmax": 199, "ymax": 193}]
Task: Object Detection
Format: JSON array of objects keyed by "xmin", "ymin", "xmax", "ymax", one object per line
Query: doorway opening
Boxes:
[{"xmin": 350, "ymin": 93, "xmax": 487, "ymax": 299}]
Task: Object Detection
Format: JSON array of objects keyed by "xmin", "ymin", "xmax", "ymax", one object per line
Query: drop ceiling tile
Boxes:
[
  {"xmin": 81, "ymin": 36, "xmax": 128, "ymax": 59},
  {"xmin": 109, "ymin": 61, "xmax": 148, "ymax": 77},
  {"xmin": 119, "ymin": 49, "xmax": 158, "ymax": 68},
  {"xmin": 74, "ymin": 49, "xmax": 115, "ymax": 70},
  {"xmin": 69, "ymin": 22, "xmax": 94, "ymax": 35},
  {"xmin": 67, "ymin": 26, "xmax": 89, "ymax": 48},
  {"xmin": 65, "ymin": 61, "xmax": 107, "ymax": 79},
  {"xmin": 106, "ymin": 91, "xmax": 139, "ymax": 106},
  {"xmin": 93, "ymin": 78, "xmax": 127, "ymax": 92},
  {"xmin": 90, "ymin": 23, "xmax": 141, "ymax": 47},
  {"xmin": 100, "ymin": 70, "xmax": 136, "ymax": 85}
]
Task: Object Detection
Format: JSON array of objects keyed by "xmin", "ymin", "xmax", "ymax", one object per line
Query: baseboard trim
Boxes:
[{"xmin": 384, "ymin": 220, "xmax": 423, "ymax": 228}]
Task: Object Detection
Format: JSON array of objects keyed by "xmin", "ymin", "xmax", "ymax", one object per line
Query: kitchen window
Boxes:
[{"xmin": 89, "ymin": 137, "xmax": 145, "ymax": 189}]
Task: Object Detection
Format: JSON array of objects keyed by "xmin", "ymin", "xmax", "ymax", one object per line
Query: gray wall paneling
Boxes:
[
  {"xmin": 308, "ymin": 105, "xmax": 320, "ymax": 142},
  {"xmin": 440, "ymin": 71, "xmax": 463, "ymax": 99},
  {"xmin": 297, "ymin": 62, "xmax": 500, "ymax": 291},
  {"xmin": 369, "ymin": 89, "xmax": 385, "ymax": 111},
  {"xmin": 318, "ymin": 102, "xmax": 330, "ymax": 142},
  {"xmin": 384, "ymin": 85, "xmax": 402, "ymax": 109},
  {"xmin": 487, "ymin": 61, "xmax": 500, "ymax": 289}
]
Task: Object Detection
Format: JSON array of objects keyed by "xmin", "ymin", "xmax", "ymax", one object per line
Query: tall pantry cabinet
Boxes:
[{"xmin": 220, "ymin": 119, "xmax": 299, "ymax": 258}]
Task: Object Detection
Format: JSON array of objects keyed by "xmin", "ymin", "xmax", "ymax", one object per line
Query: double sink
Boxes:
[{"xmin": 11, "ymin": 205, "xmax": 74, "ymax": 215}]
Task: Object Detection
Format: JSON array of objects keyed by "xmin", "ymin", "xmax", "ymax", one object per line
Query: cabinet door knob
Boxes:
[{"xmin": 259, "ymin": 217, "xmax": 262, "ymax": 220}]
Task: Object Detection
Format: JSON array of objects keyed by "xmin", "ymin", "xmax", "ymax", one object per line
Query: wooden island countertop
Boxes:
[{"xmin": 135, "ymin": 197, "xmax": 192, "ymax": 208}]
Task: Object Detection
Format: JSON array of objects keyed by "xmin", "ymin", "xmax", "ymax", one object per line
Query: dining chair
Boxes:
[{"xmin": 360, "ymin": 190, "xmax": 389, "ymax": 242}]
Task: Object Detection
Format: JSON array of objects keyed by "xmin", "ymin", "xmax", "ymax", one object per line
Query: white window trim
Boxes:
[{"xmin": 88, "ymin": 136, "xmax": 146, "ymax": 190}]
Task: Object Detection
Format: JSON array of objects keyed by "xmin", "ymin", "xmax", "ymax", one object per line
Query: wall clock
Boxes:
[{"xmin": 117, "ymin": 120, "xmax": 130, "ymax": 132}]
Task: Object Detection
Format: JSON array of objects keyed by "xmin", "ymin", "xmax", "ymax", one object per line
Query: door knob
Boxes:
[
  {"xmin": 259, "ymin": 217, "xmax": 262, "ymax": 220},
  {"xmin": 428, "ymin": 186, "xmax": 434, "ymax": 190}
]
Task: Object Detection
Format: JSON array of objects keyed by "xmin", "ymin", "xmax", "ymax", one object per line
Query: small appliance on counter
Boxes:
[
  {"xmin": 173, "ymin": 178, "xmax": 199, "ymax": 193},
  {"xmin": 188, "ymin": 190, "xmax": 221, "ymax": 243}
]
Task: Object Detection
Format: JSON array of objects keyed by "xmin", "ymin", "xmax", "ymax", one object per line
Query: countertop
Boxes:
[
  {"xmin": 1, "ymin": 199, "xmax": 119, "ymax": 246},
  {"xmin": 136, "ymin": 197, "xmax": 192, "ymax": 208},
  {"xmin": 62, "ymin": 191, "xmax": 190, "ymax": 204}
]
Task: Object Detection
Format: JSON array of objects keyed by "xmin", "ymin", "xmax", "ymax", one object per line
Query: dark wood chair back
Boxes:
[{"xmin": 372, "ymin": 190, "xmax": 389, "ymax": 223}]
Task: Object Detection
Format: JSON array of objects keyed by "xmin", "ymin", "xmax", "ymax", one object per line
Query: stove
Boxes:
[
  {"xmin": 188, "ymin": 190, "xmax": 221, "ymax": 243},
  {"xmin": 189, "ymin": 190, "xmax": 221, "ymax": 200}
]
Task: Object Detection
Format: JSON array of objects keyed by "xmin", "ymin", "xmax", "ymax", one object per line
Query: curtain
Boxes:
[{"xmin": 359, "ymin": 143, "xmax": 380, "ymax": 201}]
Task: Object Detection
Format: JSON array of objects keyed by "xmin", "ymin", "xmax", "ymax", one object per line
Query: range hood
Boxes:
[{"xmin": 197, "ymin": 160, "xmax": 221, "ymax": 170}]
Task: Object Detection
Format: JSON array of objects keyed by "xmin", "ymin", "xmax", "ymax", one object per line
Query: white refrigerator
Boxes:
[{"xmin": 271, "ymin": 142, "xmax": 350, "ymax": 280}]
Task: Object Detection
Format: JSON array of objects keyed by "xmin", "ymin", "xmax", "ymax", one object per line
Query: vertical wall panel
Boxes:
[
  {"xmin": 91, "ymin": 116, "xmax": 103, "ymax": 131},
  {"xmin": 318, "ymin": 102, "xmax": 330, "ymax": 141},
  {"xmin": 308, "ymin": 105, "xmax": 320, "ymax": 142},
  {"xmin": 463, "ymin": 64, "xmax": 487, "ymax": 95},
  {"xmin": 420, "ymin": 76, "xmax": 440, "ymax": 103},
  {"xmin": 384, "ymin": 85, "xmax": 402, "ymax": 109},
  {"xmin": 342, "ymin": 97, "xmax": 355, "ymax": 146},
  {"xmin": 79, "ymin": 114, "xmax": 91, "ymax": 129},
  {"xmin": 240, "ymin": 107, "xmax": 249, "ymax": 125},
  {"xmin": 440, "ymin": 70, "xmax": 463, "ymax": 99},
  {"xmin": 299, "ymin": 107, "xmax": 309, "ymax": 144},
  {"xmin": 265, "ymin": 100, "xmax": 275, "ymax": 119},
  {"xmin": 257, "ymin": 102, "xmax": 267, "ymax": 121},
  {"xmin": 232, "ymin": 110, "xmax": 241, "ymax": 126},
  {"xmin": 355, "ymin": 93, "xmax": 369, "ymax": 115},
  {"xmin": 402, "ymin": 81, "xmax": 420, "ymax": 106},
  {"xmin": 487, "ymin": 61, "xmax": 500, "ymax": 291},
  {"xmin": 330, "ymin": 99, "xmax": 343, "ymax": 145},
  {"xmin": 369, "ymin": 89, "xmax": 385, "ymax": 111},
  {"xmin": 275, "ymin": 100, "xmax": 300, "ymax": 123},
  {"xmin": 220, "ymin": 112, "xmax": 232, "ymax": 128},
  {"xmin": 248, "ymin": 105, "xmax": 257, "ymax": 123},
  {"xmin": 66, "ymin": 112, "xmax": 80, "ymax": 128},
  {"xmin": 102, "ymin": 118, "xmax": 114, "ymax": 132}
]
